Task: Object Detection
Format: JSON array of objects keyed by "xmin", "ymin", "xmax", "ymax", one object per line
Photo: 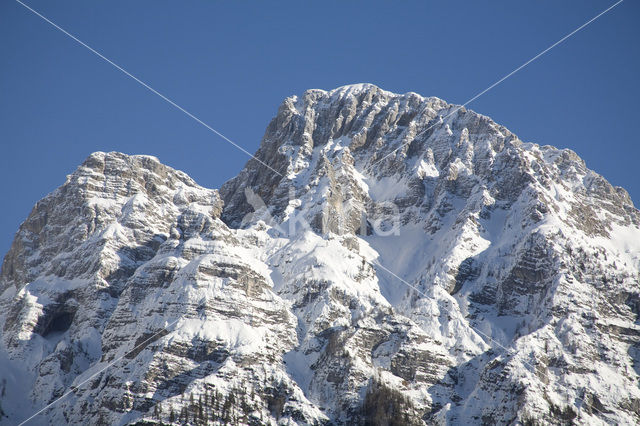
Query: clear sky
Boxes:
[{"xmin": 1, "ymin": 0, "xmax": 638, "ymax": 256}]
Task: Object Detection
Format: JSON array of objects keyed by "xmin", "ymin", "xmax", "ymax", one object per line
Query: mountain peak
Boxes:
[
  {"xmin": 81, "ymin": 151, "xmax": 161, "ymax": 169},
  {"xmin": 2, "ymin": 86, "xmax": 640, "ymax": 425},
  {"xmin": 301, "ymin": 83, "xmax": 438, "ymax": 103}
]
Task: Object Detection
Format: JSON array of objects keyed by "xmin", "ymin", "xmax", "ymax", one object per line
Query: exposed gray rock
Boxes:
[{"xmin": 1, "ymin": 84, "xmax": 639, "ymax": 425}]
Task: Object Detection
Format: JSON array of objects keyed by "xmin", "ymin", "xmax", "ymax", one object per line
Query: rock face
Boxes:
[{"xmin": 1, "ymin": 84, "xmax": 640, "ymax": 425}]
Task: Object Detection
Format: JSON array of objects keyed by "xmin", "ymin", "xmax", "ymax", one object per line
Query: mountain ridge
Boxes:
[{"xmin": 1, "ymin": 84, "xmax": 640, "ymax": 425}]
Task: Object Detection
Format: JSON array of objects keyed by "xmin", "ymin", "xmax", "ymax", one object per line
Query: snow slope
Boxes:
[{"xmin": 1, "ymin": 84, "xmax": 640, "ymax": 425}]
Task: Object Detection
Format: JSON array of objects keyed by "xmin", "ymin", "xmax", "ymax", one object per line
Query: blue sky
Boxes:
[{"xmin": 0, "ymin": 0, "xmax": 638, "ymax": 256}]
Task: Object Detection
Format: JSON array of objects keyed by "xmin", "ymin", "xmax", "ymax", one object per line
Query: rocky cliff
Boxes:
[{"xmin": 1, "ymin": 84, "xmax": 639, "ymax": 425}]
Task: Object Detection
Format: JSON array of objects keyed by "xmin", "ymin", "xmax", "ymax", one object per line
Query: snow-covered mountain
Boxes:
[{"xmin": 2, "ymin": 84, "xmax": 640, "ymax": 425}]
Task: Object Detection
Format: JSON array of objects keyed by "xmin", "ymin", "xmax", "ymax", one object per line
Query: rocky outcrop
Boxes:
[{"xmin": 1, "ymin": 84, "xmax": 639, "ymax": 425}]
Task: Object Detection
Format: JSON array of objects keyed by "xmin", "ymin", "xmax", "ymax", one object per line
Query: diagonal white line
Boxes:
[
  {"xmin": 18, "ymin": 318, "xmax": 180, "ymax": 425},
  {"xmin": 12, "ymin": 0, "xmax": 283, "ymax": 422},
  {"xmin": 373, "ymin": 260, "xmax": 429, "ymax": 300},
  {"xmin": 12, "ymin": 0, "xmax": 619, "ymax": 422},
  {"xmin": 374, "ymin": 259, "xmax": 513, "ymax": 353},
  {"xmin": 14, "ymin": 0, "xmax": 283, "ymax": 178},
  {"xmin": 371, "ymin": 0, "xmax": 624, "ymax": 168},
  {"xmin": 372, "ymin": 259, "xmax": 607, "ymax": 418}
]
